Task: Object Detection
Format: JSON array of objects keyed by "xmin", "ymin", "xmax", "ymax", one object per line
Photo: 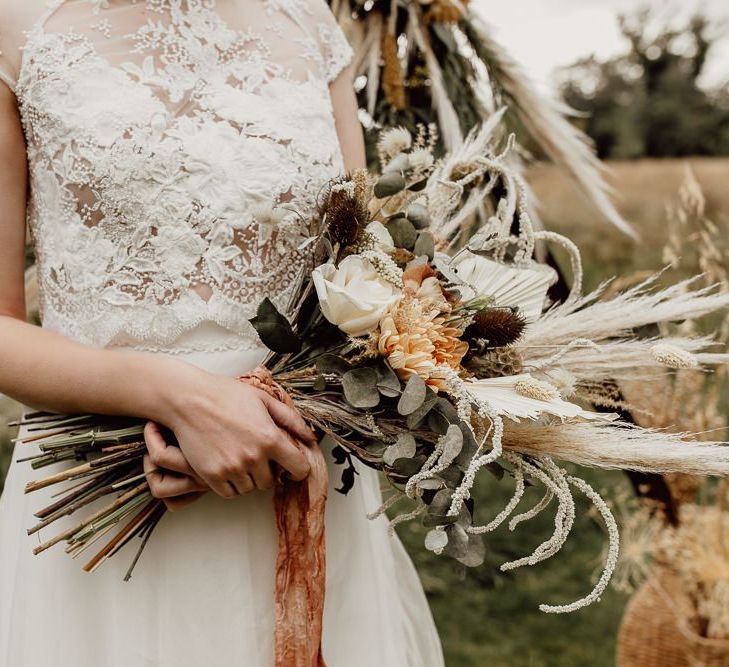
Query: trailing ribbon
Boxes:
[{"xmin": 239, "ymin": 368, "xmax": 328, "ymax": 667}]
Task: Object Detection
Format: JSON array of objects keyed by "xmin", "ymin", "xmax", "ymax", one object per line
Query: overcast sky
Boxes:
[{"xmin": 475, "ymin": 0, "xmax": 729, "ymax": 92}]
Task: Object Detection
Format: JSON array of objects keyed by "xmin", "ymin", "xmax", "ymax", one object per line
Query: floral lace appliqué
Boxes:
[{"xmin": 16, "ymin": 0, "xmax": 354, "ymax": 351}]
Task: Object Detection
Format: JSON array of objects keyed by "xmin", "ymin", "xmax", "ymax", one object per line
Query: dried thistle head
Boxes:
[
  {"xmin": 319, "ymin": 177, "xmax": 370, "ymax": 246},
  {"xmin": 464, "ymin": 307, "xmax": 526, "ymax": 348}
]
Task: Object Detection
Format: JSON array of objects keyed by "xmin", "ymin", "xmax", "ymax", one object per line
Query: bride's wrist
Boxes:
[{"xmin": 117, "ymin": 351, "xmax": 212, "ymax": 426}]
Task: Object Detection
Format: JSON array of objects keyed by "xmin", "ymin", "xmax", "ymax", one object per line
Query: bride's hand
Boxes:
[
  {"xmin": 143, "ymin": 421, "xmax": 209, "ymax": 512},
  {"xmin": 154, "ymin": 366, "xmax": 315, "ymax": 499}
]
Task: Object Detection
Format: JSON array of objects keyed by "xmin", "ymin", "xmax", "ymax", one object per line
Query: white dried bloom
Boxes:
[
  {"xmin": 545, "ymin": 368, "xmax": 577, "ymax": 398},
  {"xmin": 650, "ymin": 343, "xmax": 700, "ymax": 369},
  {"xmin": 408, "ymin": 147, "xmax": 435, "ymax": 172},
  {"xmin": 378, "ymin": 126, "xmax": 412, "ymax": 160}
]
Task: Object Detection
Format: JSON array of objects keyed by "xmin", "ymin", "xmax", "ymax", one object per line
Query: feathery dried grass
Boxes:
[
  {"xmin": 460, "ymin": 13, "xmax": 635, "ymax": 238},
  {"xmin": 503, "ymin": 420, "xmax": 729, "ymax": 477},
  {"xmin": 523, "ymin": 275, "xmax": 729, "ymax": 353}
]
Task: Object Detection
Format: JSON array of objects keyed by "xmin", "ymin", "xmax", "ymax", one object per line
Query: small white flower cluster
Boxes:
[
  {"xmin": 358, "ymin": 248, "xmax": 404, "ymax": 288},
  {"xmin": 364, "ymin": 412, "xmax": 384, "ymax": 438},
  {"xmin": 330, "ymin": 180, "xmax": 357, "ymax": 198}
]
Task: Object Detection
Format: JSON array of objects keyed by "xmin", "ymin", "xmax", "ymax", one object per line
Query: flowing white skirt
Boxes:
[{"xmin": 0, "ymin": 335, "xmax": 444, "ymax": 666}]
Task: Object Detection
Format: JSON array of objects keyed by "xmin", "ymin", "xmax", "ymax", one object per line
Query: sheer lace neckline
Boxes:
[{"xmin": 5, "ymin": 0, "xmax": 354, "ymax": 352}]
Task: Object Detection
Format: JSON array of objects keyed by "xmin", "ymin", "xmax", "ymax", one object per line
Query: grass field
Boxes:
[
  {"xmin": 529, "ymin": 157, "xmax": 729, "ymax": 289},
  {"xmin": 1, "ymin": 158, "xmax": 727, "ymax": 666}
]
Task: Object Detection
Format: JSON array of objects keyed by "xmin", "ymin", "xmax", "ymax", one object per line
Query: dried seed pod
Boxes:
[
  {"xmin": 464, "ymin": 307, "xmax": 527, "ymax": 348},
  {"xmin": 464, "ymin": 346, "xmax": 524, "ymax": 378}
]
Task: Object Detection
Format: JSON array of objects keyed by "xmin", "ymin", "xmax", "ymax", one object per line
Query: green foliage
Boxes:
[{"xmin": 559, "ymin": 7, "xmax": 729, "ymax": 159}]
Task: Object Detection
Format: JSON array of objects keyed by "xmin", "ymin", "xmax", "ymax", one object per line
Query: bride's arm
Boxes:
[
  {"xmin": 329, "ymin": 64, "xmax": 367, "ymax": 172},
  {"xmin": 0, "ymin": 84, "xmax": 313, "ymax": 502}
]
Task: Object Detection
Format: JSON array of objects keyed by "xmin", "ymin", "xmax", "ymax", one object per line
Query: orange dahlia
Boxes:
[{"xmin": 377, "ymin": 296, "xmax": 469, "ymax": 391}]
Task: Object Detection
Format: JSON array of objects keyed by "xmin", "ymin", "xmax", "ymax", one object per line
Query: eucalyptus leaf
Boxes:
[
  {"xmin": 413, "ymin": 231, "xmax": 435, "ymax": 259},
  {"xmin": 405, "ymin": 202, "xmax": 430, "ymax": 229},
  {"xmin": 457, "ymin": 534, "xmax": 486, "ymax": 567},
  {"xmin": 248, "ymin": 298, "xmax": 302, "ymax": 354},
  {"xmin": 313, "ymin": 375, "xmax": 326, "ymax": 391},
  {"xmin": 439, "ymin": 425, "xmax": 464, "ymax": 468},
  {"xmin": 417, "ymin": 478, "xmax": 445, "ymax": 492},
  {"xmin": 422, "ymin": 513, "xmax": 458, "ymax": 528},
  {"xmin": 374, "ymin": 172, "xmax": 406, "ymax": 198},
  {"xmin": 405, "ymin": 386, "xmax": 439, "ymax": 429},
  {"xmin": 427, "ymin": 398, "xmax": 460, "ymax": 435},
  {"xmin": 316, "ymin": 353, "xmax": 352, "ymax": 375},
  {"xmin": 425, "ymin": 528, "xmax": 449, "ymax": 553},
  {"xmin": 439, "ymin": 465, "xmax": 464, "ymax": 486},
  {"xmin": 428, "ymin": 488, "xmax": 453, "ymax": 515},
  {"xmin": 383, "ymin": 434, "xmax": 417, "ymax": 466},
  {"xmin": 397, "ymin": 374, "xmax": 427, "ymax": 415},
  {"xmin": 376, "ymin": 363, "xmax": 401, "ymax": 398},
  {"xmin": 444, "ymin": 523, "xmax": 469, "ymax": 559},
  {"xmin": 386, "ymin": 218, "xmax": 418, "ymax": 250},
  {"xmin": 391, "ymin": 454, "xmax": 428, "ymax": 477},
  {"xmin": 454, "ymin": 424, "xmax": 479, "ymax": 472},
  {"xmin": 408, "ymin": 178, "xmax": 428, "ymax": 192},
  {"xmin": 342, "ymin": 367, "xmax": 380, "ymax": 409}
]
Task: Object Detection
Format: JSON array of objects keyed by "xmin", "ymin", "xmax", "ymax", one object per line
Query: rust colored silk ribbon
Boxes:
[{"xmin": 239, "ymin": 368, "xmax": 328, "ymax": 667}]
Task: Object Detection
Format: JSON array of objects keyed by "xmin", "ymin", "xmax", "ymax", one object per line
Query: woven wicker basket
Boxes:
[{"xmin": 617, "ymin": 571, "xmax": 729, "ymax": 667}]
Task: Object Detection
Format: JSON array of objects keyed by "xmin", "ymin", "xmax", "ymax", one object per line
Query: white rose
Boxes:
[
  {"xmin": 312, "ymin": 255, "xmax": 401, "ymax": 336},
  {"xmin": 365, "ymin": 221, "xmax": 395, "ymax": 253}
]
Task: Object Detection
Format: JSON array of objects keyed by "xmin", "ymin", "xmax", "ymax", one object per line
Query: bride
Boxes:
[{"xmin": 0, "ymin": 1, "xmax": 444, "ymax": 665}]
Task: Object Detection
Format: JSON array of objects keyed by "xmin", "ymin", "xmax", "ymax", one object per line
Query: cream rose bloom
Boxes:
[{"xmin": 312, "ymin": 256, "xmax": 401, "ymax": 336}]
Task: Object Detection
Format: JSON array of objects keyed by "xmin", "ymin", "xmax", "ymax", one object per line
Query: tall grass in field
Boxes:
[{"xmin": 529, "ymin": 158, "xmax": 729, "ymax": 289}]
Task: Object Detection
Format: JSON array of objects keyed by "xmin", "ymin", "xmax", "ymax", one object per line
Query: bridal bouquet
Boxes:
[{"xmin": 16, "ymin": 123, "xmax": 729, "ymax": 637}]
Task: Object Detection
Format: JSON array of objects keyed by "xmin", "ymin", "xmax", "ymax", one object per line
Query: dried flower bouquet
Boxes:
[{"xmin": 15, "ymin": 122, "xmax": 729, "ymax": 624}]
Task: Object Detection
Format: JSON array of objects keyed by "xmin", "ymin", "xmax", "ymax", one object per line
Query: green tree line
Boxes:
[{"xmin": 558, "ymin": 7, "xmax": 729, "ymax": 159}]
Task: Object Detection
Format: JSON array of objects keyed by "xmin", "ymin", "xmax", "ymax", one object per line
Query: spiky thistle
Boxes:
[
  {"xmin": 318, "ymin": 176, "xmax": 370, "ymax": 246},
  {"xmin": 464, "ymin": 307, "xmax": 527, "ymax": 348}
]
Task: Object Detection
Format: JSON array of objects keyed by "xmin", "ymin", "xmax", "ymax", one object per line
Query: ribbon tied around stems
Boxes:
[{"xmin": 238, "ymin": 367, "xmax": 328, "ymax": 667}]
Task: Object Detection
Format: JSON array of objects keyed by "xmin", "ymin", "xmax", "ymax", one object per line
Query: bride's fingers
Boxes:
[
  {"xmin": 164, "ymin": 492, "xmax": 206, "ymax": 513},
  {"xmin": 250, "ymin": 461, "xmax": 275, "ymax": 491},
  {"xmin": 143, "ymin": 455, "xmax": 208, "ymax": 499},
  {"xmin": 227, "ymin": 473, "xmax": 255, "ymax": 496},
  {"xmin": 258, "ymin": 392, "xmax": 317, "ymax": 446},
  {"xmin": 144, "ymin": 421, "xmax": 203, "ymax": 482}
]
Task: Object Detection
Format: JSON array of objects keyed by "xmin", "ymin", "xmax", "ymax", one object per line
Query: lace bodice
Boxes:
[{"xmin": 0, "ymin": 0, "xmax": 353, "ymax": 352}]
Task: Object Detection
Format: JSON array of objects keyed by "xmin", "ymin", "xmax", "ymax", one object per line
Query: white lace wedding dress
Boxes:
[{"xmin": 0, "ymin": 2, "xmax": 445, "ymax": 665}]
